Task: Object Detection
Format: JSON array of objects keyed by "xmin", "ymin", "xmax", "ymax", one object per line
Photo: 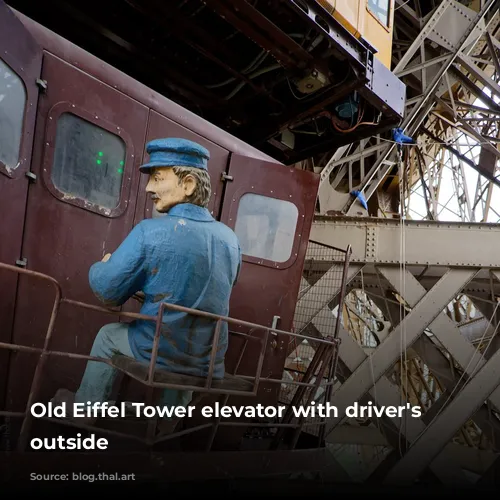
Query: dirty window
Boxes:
[
  {"xmin": 234, "ymin": 193, "xmax": 299, "ymax": 263},
  {"xmin": 51, "ymin": 112, "xmax": 126, "ymax": 209},
  {"xmin": 368, "ymin": 0, "xmax": 390, "ymax": 26},
  {"xmin": 0, "ymin": 58, "xmax": 26, "ymax": 173}
]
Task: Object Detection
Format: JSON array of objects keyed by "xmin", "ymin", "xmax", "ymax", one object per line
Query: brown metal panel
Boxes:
[
  {"xmin": 5, "ymin": 52, "xmax": 149, "ymax": 412},
  {"xmin": 173, "ymin": 157, "xmax": 319, "ymax": 450},
  {"xmin": 221, "ymin": 155, "xmax": 319, "ymax": 402},
  {"xmin": 0, "ymin": 0, "xmax": 42, "ymax": 410},
  {"xmin": 132, "ymin": 109, "xmax": 230, "ymax": 226}
]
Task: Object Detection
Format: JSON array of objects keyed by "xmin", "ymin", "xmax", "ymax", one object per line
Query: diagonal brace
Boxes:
[
  {"xmin": 312, "ymin": 307, "xmax": 467, "ymax": 484},
  {"xmin": 384, "ymin": 335, "xmax": 500, "ymax": 484},
  {"xmin": 324, "ymin": 268, "xmax": 478, "ymax": 436}
]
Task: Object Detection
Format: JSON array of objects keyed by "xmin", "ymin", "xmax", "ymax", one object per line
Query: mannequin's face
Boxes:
[{"xmin": 145, "ymin": 167, "xmax": 196, "ymax": 213}]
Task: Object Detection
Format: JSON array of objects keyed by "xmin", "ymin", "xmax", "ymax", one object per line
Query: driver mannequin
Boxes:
[{"xmin": 51, "ymin": 138, "xmax": 242, "ymax": 434}]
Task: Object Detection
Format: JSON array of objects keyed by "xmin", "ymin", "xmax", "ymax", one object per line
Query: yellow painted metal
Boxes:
[
  {"xmin": 315, "ymin": 0, "xmax": 394, "ymax": 69},
  {"xmin": 362, "ymin": 0, "xmax": 394, "ymax": 68}
]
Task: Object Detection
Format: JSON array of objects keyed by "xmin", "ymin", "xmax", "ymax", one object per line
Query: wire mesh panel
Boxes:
[
  {"xmin": 294, "ymin": 240, "xmax": 349, "ymax": 335},
  {"xmin": 278, "ymin": 240, "xmax": 351, "ymax": 444}
]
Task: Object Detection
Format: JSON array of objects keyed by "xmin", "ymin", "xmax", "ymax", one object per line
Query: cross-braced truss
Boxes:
[{"xmin": 304, "ymin": 0, "xmax": 500, "ymax": 486}]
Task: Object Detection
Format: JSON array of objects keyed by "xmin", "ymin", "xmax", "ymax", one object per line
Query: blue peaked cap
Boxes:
[{"xmin": 140, "ymin": 138, "xmax": 210, "ymax": 172}]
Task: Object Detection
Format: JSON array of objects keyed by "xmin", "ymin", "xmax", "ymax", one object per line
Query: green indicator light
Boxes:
[
  {"xmin": 96, "ymin": 159, "xmax": 102, "ymax": 165},
  {"xmin": 119, "ymin": 160, "xmax": 124, "ymax": 166},
  {"xmin": 118, "ymin": 168, "xmax": 123, "ymax": 174},
  {"xmin": 98, "ymin": 151, "xmax": 103, "ymax": 157}
]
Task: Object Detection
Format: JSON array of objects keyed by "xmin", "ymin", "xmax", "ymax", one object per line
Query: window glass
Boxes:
[
  {"xmin": 234, "ymin": 193, "xmax": 298, "ymax": 263},
  {"xmin": 0, "ymin": 58, "xmax": 26, "ymax": 173},
  {"xmin": 51, "ymin": 112, "xmax": 126, "ymax": 209},
  {"xmin": 368, "ymin": 0, "xmax": 390, "ymax": 26}
]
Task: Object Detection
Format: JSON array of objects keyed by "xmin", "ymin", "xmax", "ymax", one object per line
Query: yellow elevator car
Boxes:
[{"xmin": 317, "ymin": 0, "xmax": 394, "ymax": 68}]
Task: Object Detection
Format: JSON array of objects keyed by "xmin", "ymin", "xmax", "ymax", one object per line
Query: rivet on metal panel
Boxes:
[{"xmin": 365, "ymin": 226, "xmax": 377, "ymax": 261}]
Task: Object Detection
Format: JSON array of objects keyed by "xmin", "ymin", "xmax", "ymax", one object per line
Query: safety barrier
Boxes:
[{"xmin": 0, "ymin": 251, "xmax": 350, "ymax": 451}]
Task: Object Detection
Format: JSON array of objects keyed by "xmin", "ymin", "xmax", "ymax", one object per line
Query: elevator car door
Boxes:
[
  {"xmin": 0, "ymin": 0, "xmax": 43, "ymax": 410},
  {"xmin": 220, "ymin": 154, "xmax": 319, "ymax": 406},
  {"xmin": 6, "ymin": 52, "xmax": 149, "ymax": 413}
]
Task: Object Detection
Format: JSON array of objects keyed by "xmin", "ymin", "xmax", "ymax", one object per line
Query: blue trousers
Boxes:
[{"xmin": 75, "ymin": 323, "xmax": 193, "ymax": 416}]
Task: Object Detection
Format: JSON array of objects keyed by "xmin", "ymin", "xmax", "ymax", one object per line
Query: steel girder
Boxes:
[
  {"xmin": 317, "ymin": 312, "xmax": 467, "ymax": 483},
  {"xmin": 341, "ymin": 0, "xmax": 498, "ymax": 215},
  {"xmin": 311, "ymin": 216, "xmax": 500, "ymax": 268},
  {"xmin": 294, "ymin": 217, "xmax": 500, "ymax": 485},
  {"xmin": 322, "ymin": 268, "xmax": 478, "ymax": 433}
]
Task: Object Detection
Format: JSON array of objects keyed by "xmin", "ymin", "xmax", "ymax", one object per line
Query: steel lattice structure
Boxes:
[{"xmin": 307, "ymin": 0, "xmax": 500, "ymax": 486}]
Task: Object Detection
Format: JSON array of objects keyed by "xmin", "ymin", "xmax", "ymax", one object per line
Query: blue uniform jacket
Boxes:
[{"xmin": 88, "ymin": 203, "xmax": 242, "ymax": 379}]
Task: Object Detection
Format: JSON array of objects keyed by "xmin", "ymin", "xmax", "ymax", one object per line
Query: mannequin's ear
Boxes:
[{"xmin": 182, "ymin": 174, "xmax": 197, "ymax": 197}]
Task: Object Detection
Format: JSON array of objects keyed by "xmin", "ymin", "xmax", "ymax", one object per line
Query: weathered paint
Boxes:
[
  {"xmin": 5, "ymin": 52, "xmax": 149, "ymax": 412},
  {"xmin": 0, "ymin": 0, "xmax": 42, "ymax": 411},
  {"xmin": 1, "ymin": 3, "xmax": 320, "ymax": 453},
  {"xmin": 134, "ymin": 109, "xmax": 230, "ymax": 224}
]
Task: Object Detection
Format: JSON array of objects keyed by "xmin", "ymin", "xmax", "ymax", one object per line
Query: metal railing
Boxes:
[
  {"xmin": 281, "ymin": 242, "xmax": 352, "ymax": 447},
  {"xmin": 0, "ymin": 260, "xmax": 346, "ymax": 451}
]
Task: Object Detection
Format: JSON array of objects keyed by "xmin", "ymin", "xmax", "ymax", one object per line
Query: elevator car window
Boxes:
[
  {"xmin": 0, "ymin": 58, "xmax": 26, "ymax": 173},
  {"xmin": 368, "ymin": 0, "xmax": 390, "ymax": 26},
  {"xmin": 51, "ymin": 112, "xmax": 126, "ymax": 209},
  {"xmin": 235, "ymin": 193, "xmax": 299, "ymax": 263}
]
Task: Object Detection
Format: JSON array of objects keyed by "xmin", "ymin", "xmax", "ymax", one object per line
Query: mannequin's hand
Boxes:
[
  {"xmin": 102, "ymin": 253, "xmax": 112, "ymax": 262},
  {"xmin": 133, "ymin": 291, "xmax": 145, "ymax": 304}
]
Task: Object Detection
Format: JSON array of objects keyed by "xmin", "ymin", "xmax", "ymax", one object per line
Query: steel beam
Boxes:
[
  {"xmin": 342, "ymin": 0, "xmax": 497, "ymax": 213},
  {"xmin": 383, "ymin": 339, "xmax": 500, "ymax": 484},
  {"xmin": 202, "ymin": 0, "xmax": 313, "ymax": 69},
  {"xmin": 366, "ymin": 291, "xmax": 500, "ymax": 449},
  {"xmin": 312, "ymin": 308, "xmax": 467, "ymax": 484},
  {"xmin": 381, "ymin": 266, "xmax": 500, "ymax": 412},
  {"xmin": 323, "ymin": 268, "xmax": 478, "ymax": 436},
  {"xmin": 310, "ymin": 217, "xmax": 500, "ymax": 268},
  {"xmin": 329, "ymin": 423, "xmax": 497, "ymax": 475}
]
